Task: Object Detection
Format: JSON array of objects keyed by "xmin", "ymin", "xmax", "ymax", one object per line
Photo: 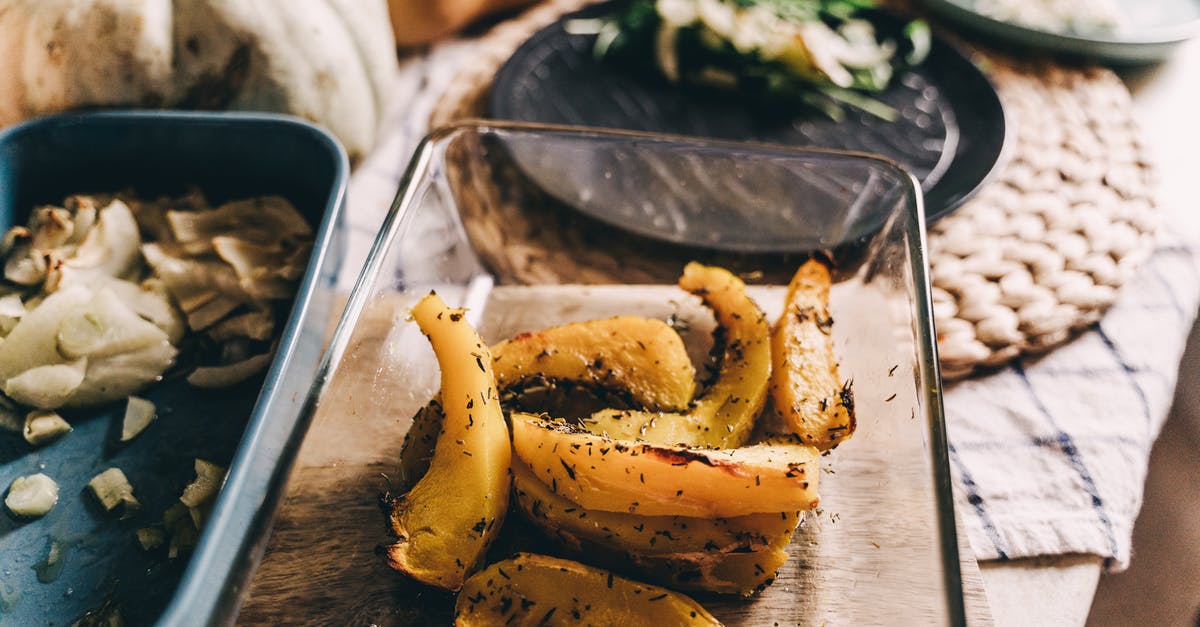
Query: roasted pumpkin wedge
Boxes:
[
  {"xmin": 543, "ymin": 523, "xmax": 794, "ymax": 597},
  {"xmin": 769, "ymin": 259, "xmax": 855, "ymax": 450},
  {"xmin": 383, "ymin": 292, "xmax": 510, "ymax": 591},
  {"xmin": 398, "ymin": 315, "xmax": 697, "ymax": 489},
  {"xmin": 511, "ymin": 458, "xmax": 800, "ymax": 556},
  {"xmin": 492, "ymin": 316, "xmax": 696, "ymax": 411},
  {"xmin": 585, "ymin": 263, "xmax": 771, "ymax": 448},
  {"xmin": 621, "ymin": 543, "xmax": 792, "ymax": 597},
  {"xmin": 582, "ymin": 406, "xmax": 720, "ymax": 449},
  {"xmin": 397, "ymin": 397, "xmax": 444, "ymax": 488},
  {"xmin": 454, "ymin": 553, "xmax": 721, "ymax": 626},
  {"xmin": 511, "ymin": 413, "xmax": 819, "ymax": 518}
]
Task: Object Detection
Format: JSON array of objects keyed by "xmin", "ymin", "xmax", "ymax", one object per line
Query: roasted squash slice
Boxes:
[
  {"xmin": 397, "ymin": 397, "xmax": 444, "ymax": 488},
  {"xmin": 492, "ymin": 316, "xmax": 696, "ymax": 411},
  {"xmin": 513, "ymin": 458, "xmax": 800, "ymax": 596},
  {"xmin": 454, "ymin": 553, "xmax": 721, "ymax": 626},
  {"xmin": 398, "ymin": 315, "xmax": 696, "ymax": 489},
  {"xmin": 511, "ymin": 413, "xmax": 819, "ymax": 518},
  {"xmin": 383, "ymin": 293, "xmax": 510, "ymax": 591},
  {"xmin": 620, "ymin": 543, "xmax": 792, "ymax": 597},
  {"xmin": 769, "ymin": 259, "xmax": 855, "ymax": 450},
  {"xmin": 511, "ymin": 458, "xmax": 800, "ymax": 555},
  {"xmin": 539, "ymin": 522, "xmax": 795, "ymax": 597},
  {"xmin": 585, "ymin": 263, "xmax": 771, "ymax": 448}
]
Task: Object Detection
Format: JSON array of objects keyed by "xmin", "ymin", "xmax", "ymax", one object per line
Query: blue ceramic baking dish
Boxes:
[{"xmin": 0, "ymin": 111, "xmax": 347, "ymax": 626}]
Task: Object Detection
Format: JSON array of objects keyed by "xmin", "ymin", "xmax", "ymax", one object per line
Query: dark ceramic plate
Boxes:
[
  {"xmin": 918, "ymin": 0, "xmax": 1200, "ymax": 64},
  {"xmin": 488, "ymin": 2, "xmax": 1009, "ymax": 252},
  {"xmin": 0, "ymin": 112, "xmax": 346, "ymax": 626}
]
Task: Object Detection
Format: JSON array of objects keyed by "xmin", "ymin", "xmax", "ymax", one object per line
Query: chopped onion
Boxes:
[
  {"xmin": 166, "ymin": 196, "xmax": 311, "ymax": 245},
  {"xmin": 0, "ymin": 286, "xmax": 92, "ymax": 381},
  {"xmin": 105, "ymin": 278, "xmax": 186, "ymax": 344},
  {"xmin": 207, "ymin": 310, "xmax": 275, "ymax": 343},
  {"xmin": 5, "ymin": 473, "xmax": 59, "ymax": 518},
  {"xmin": 168, "ymin": 522, "xmax": 198, "ymax": 559},
  {"xmin": 6, "ymin": 359, "xmax": 87, "ymax": 410},
  {"xmin": 212, "ymin": 237, "xmax": 286, "ymax": 281},
  {"xmin": 120, "ymin": 396, "xmax": 156, "ymax": 442},
  {"xmin": 60, "ymin": 200, "xmax": 141, "ymax": 282},
  {"xmin": 186, "ymin": 353, "xmax": 272, "ymax": 388},
  {"xmin": 185, "ymin": 295, "xmax": 241, "ymax": 331},
  {"xmin": 177, "ymin": 289, "xmax": 221, "ymax": 313},
  {"xmin": 211, "ymin": 236, "xmax": 312, "ymax": 287},
  {"xmin": 180, "ymin": 459, "xmax": 227, "ymax": 508},
  {"xmin": 67, "ymin": 200, "xmax": 97, "ymax": 245},
  {"xmin": 142, "ymin": 243, "xmax": 256, "ymax": 305},
  {"xmin": 163, "ymin": 502, "xmax": 198, "ymax": 559},
  {"xmin": 0, "ymin": 226, "xmax": 29, "ymax": 258},
  {"xmin": 0, "ymin": 192, "xmax": 307, "ymax": 416},
  {"xmin": 0, "ymin": 294, "xmax": 26, "ymax": 319},
  {"xmin": 188, "ymin": 502, "xmax": 212, "ymax": 529},
  {"xmin": 28, "ymin": 206, "xmax": 75, "ymax": 250},
  {"xmin": 4, "ymin": 244, "xmax": 47, "ymax": 286},
  {"xmin": 163, "ymin": 501, "xmax": 190, "ymax": 530},
  {"xmin": 136, "ymin": 527, "xmax": 166, "ymax": 551},
  {"xmin": 23, "ymin": 410, "xmax": 72, "ymax": 446},
  {"xmin": 57, "ymin": 287, "xmax": 171, "ymax": 359},
  {"xmin": 64, "ymin": 341, "xmax": 175, "ymax": 409},
  {"xmin": 87, "ymin": 467, "xmax": 139, "ymax": 516}
]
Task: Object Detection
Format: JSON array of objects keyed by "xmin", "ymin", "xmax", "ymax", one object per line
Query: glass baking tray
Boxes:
[{"xmin": 243, "ymin": 121, "xmax": 964, "ymax": 625}]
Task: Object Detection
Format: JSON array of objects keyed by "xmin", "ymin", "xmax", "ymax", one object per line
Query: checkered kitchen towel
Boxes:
[{"xmin": 341, "ymin": 41, "xmax": 1200, "ymax": 570}]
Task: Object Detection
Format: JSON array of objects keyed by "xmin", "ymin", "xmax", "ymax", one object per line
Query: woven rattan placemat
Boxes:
[{"xmin": 428, "ymin": 0, "xmax": 1159, "ymax": 380}]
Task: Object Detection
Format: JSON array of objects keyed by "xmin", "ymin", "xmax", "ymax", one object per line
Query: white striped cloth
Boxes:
[
  {"xmin": 341, "ymin": 40, "xmax": 1200, "ymax": 571},
  {"xmin": 945, "ymin": 232, "xmax": 1199, "ymax": 570}
]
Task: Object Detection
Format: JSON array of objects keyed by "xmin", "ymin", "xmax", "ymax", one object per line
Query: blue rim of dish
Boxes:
[
  {"xmin": 0, "ymin": 110, "xmax": 356, "ymax": 627},
  {"xmin": 916, "ymin": 0, "xmax": 1200, "ymax": 62}
]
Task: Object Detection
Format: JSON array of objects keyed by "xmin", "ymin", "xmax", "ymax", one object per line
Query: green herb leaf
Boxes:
[{"xmin": 904, "ymin": 19, "xmax": 932, "ymax": 66}]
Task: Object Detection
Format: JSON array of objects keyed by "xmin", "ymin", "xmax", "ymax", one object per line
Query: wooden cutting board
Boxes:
[{"xmin": 239, "ymin": 287, "xmax": 992, "ymax": 625}]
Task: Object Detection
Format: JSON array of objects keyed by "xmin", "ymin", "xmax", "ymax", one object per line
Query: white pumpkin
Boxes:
[{"xmin": 0, "ymin": 0, "xmax": 397, "ymax": 160}]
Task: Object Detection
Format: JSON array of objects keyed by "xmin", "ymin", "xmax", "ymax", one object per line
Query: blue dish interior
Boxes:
[{"xmin": 0, "ymin": 112, "xmax": 346, "ymax": 626}]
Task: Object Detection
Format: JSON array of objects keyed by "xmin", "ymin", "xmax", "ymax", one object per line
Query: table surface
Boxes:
[{"xmin": 976, "ymin": 36, "xmax": 1200, "ymax": 626}]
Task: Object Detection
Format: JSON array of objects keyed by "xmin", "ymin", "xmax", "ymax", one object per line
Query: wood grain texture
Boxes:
[{"xmin": 241, "ymin": 286, "xmax": 990, "ymax": 625}]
